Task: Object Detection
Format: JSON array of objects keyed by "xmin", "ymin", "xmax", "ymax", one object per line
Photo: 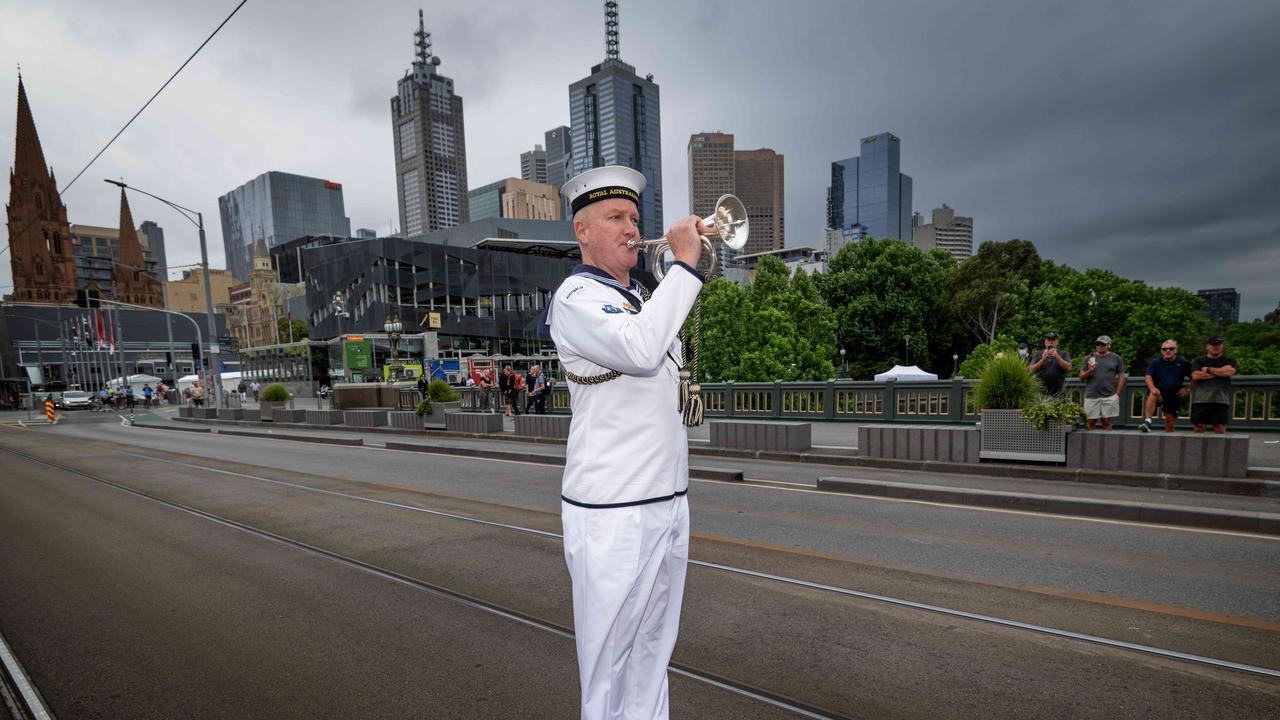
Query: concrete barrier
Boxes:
[
  {"xmin": 858, "ymin": 425, "xmax": 980, "ymax": 464},
  {"xmin": 514, "ymin": 414, "xmax": 572, "ymax": 439},
  {"xmin": 305, "ymin": 409, "xmax": 345, "ymax": 425},
  {"xmin": 241, "ymin": 409, "xmax": 260, "ymax": 422},
  {"xmin": 445, "ymin": 411, "xmax": 504, "ymax": 434},
  {"xmin": 272, "ymin": 408, "xmax": 307, "ymax": 423},
  {"xmin": 388, "ymin": 411, "xmax": 424, "ymax": 430},
  {"xmin": 218, "ymin": 408, "xmax": 243, "ymax": 421},
  {"xmin": 178, "ymin": 406, "xmax": 192, "ymax": 418},
  {"xmin": 709, "ymin": 420, "xmax": 812, "ymax": 452},
  {"xmin": 344, "ymin": 410, "xmax": 388, "ymax": 427},
  {"xmin": 190, "ymin": 407, "xmax": 219, "ymax": 419},
  {"xmin": 1066, "ymin": 431, "xmax": 1249, "ymax": 478}
]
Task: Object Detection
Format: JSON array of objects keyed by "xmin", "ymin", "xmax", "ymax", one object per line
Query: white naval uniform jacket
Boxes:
[{"xmin": 547, "ymin": 263, "xmax": 705, "ymax": 508}]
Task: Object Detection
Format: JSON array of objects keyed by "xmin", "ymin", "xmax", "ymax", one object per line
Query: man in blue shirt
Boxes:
[{"xmin": 1140, "ymin": 339, "xmax": 1193, "ymax": 433}]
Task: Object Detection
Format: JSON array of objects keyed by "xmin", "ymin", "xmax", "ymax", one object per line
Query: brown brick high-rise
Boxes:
[{"xmin": 6, "ymin": 76, "xmax": 77, "ymax": 303}]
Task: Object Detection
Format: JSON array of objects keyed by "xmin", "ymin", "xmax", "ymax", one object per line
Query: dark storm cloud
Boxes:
[{"xmin": 2, "ymin": 0, "xmax": 1276, "ymax": 318}]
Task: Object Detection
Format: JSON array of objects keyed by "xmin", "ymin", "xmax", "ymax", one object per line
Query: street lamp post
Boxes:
[
  {"xmin": 952, "ymin": 351, "xmax": 960, "ymax": 378},
  {"xmin": 838, "ymin": 347, "xmax": 848, "ymax": 379},
  {"xmin": 904, "ymin": 334, "xmax": 911, "ymax": 367},
  {"xmin": 106, "ymin": 179, "xmax": 222, "ymax": 407},
  {"xmin": 384, "ymin": 313, "xmax": 403, "ymax": 382}
]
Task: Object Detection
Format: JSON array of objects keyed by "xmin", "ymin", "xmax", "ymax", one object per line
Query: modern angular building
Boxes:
[
  {"xmin": 568, "ymin": 1, "xmax": 662, "ymax": 239},
  {"xmin": 912, "ymin": 205, "xmax": 974, "ymax": 261},
  {"xmin": 827, "ymin": 132, "xmax": 913, "ymax": 243},
  {"xmin": 1197, "ymin": 288, "xmax": 1241, "ymax": 327},
  {"xmin": 544, "ymin": 125, "xmax": 572, "ymax": 192},
  {"xmin": 391, "ymin": 10, "xmax": 468, "ymax": 236},
  {"xmin": 217, "ymin": 171, "xmax": 351, "ymax": 282},
  {"xmin": 71, "ymin": 219, "xmax": 167, "ymax": 302}
]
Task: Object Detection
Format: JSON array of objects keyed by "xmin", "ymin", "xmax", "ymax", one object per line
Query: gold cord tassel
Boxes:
[{"xmin": 683, "ymin": 383, "xmax": 704, "ymax": 427}]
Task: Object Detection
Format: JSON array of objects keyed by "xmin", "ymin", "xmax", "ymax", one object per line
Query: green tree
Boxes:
[
  {"xmin": 957, "ymin": 335, "xmax": 1020, "ymax": 378},
  {"xmin": 276, "ymin": 317, "xmax": 308, "ymax": 344},
  {"xmin": 948, "ymin": 239, "xmax": 1042, "ymax": 344},
  {"xmin": 818, "ymin": 238, "xmax": 951, "ymax": 379}
]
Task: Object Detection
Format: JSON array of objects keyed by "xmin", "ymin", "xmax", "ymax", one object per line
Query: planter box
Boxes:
[
  {"xmin": 218, "ymin": 408, "xmax": 243, "ymax": 421},
  {"xmin": 273, "ymin": 408, "xmax": 307, "ymax": 423},
  {"xmin": 979, "ymin": 409, "xmax": 1066, "ymax": 462},
  {"xmin": 388, "ymin": 410, "xmax": 424, "ymax": 430},
  {"xmin": 859, "ymin": 425, "xmax": 980, "ymax": 463},
  {"xmin": 710, "ymin": 420, "xmax": 811, "ymax": 452},
  {"xmin": 305, "ymin": 409, "xmax": 345, "ymax": 425},
  {"xmin": 445, "ymin": 411, "xmax": 504, "ymax": 434},
  {"xmin": 259, "ymin": 401, "xmax": 287, "ymax": 421},
  {"xmin": 344, "ymin": 410, "xmax": 388, "ymax": 427},
  {"xmin": 425, "ymin": 400, "xmax": 462, "ymax": 426},
  {"xmin": 514, "ymin": 414, "xmax": 572, "ymax": 439}
]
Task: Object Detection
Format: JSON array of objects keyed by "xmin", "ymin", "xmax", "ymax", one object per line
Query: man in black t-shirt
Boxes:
[
  {"xmin": 1028, "ymin": 332, "xmax": 1072, "ymax": 396},
  {"xmin": 1140, "ymin": 339, "xmax": 1193, "ymax": 433},
  {"xmin": 1190, "ymin": 335, "xmax": 1238, "ymax": 433}
]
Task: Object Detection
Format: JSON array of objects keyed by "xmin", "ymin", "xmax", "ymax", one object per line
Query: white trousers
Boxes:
[{"xmin": 562, "ymin": 495, "xmax": 690, "ymax": 720}]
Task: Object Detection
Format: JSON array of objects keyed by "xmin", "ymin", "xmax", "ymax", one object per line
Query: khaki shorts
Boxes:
[{"xmin": 1084, "ymin": 395, "xmax": 1120, "ymax": 420}]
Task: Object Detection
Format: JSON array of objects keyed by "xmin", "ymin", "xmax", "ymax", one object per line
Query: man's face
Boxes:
[
  {"xmin": 1044, "ymin": 339, "xmax": 1058, "ymax": 350},
  {"xmin": 1096, "ymin": 342, "xmax": 1110, "ymax": 355},
  {"xmin": 576, "ymin": 198, "xmax": 640, "ymax": 275},
  {"xmin": 1160, "ymin": 343, "xmax": 1178, "ymax": 359},
  {"xmin": 1207, "ymin": 342, "xmax": 1224, "ymax": 358}
]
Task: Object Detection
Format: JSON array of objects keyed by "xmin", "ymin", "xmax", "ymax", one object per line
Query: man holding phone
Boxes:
[{"xmin": 1028, "ymin": 332, "xmax": 1072, "ymax": 396}]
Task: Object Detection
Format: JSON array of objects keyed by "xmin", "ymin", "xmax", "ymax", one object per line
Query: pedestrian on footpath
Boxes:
[
  {"xmin": 525, "ymin": 365, "xmax": 547, "ymax": 415},
  {"xmin": 124, "ymin": 384, "xmax": 136, "ymax": 410},
  {"xmin": 142, "ymin": 383, "xmax": 154, "ymax": 409},
  {"xmin": 1079, "ymin": 335, "xmax": 1126, "ymax": 430},
  {"xmin": 1190, "ymin": 335, "xmax": 1238, "ymax": 433},
  {"xmin": 251, "ymin": 380, "xmax": 261, "ymax": 403},
  {"xmin": 1140, "ymin": 340, "xmax": 1193, "ymax": 432}
]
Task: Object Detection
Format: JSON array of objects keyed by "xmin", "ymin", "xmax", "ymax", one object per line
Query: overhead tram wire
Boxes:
[{"xmin": 0, "ymin": 0, "xmax": 250, "ymax": 258}]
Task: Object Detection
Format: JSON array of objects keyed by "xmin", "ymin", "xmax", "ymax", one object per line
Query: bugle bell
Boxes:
[{"xmin": 627, "ymin": 194, "xmax": 749, "ymax": 280}]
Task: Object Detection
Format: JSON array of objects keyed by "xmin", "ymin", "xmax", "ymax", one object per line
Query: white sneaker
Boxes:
[{"xmin": 1139, "ymin": 419, "xmax": 1152, "ymax": 433}]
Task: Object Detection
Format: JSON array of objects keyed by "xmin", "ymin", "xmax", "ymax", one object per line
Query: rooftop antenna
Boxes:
[
  {"xmin": 414, "ymin": 9, "xmax": 440, "ymax": 69},
  {"xmin": 605, "ymin": 1, "xmax": 619, "ymax": 60}
]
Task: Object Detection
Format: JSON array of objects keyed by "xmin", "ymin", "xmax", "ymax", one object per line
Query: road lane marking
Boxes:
[
  {"xmin": 120, "ymin": 422, "xmax": 1280, "ymax": 540},
  {"xmin": 0, "ymin": 627, "xmax": 54, "ymax": 720}
]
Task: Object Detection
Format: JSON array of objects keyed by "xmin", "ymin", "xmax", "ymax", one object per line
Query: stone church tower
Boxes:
[
  {"xmin": 112, "ymin": 188, "xmax": 164, "ymax": 307},
  {"xmin": 6, "ymin": 75, "xmax": 77, "ymax": 303}
]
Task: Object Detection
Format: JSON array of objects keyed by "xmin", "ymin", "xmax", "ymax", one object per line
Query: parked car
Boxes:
[{"xmin": 58, "ymin": 390, "xmax": 93, "ymax": 410}]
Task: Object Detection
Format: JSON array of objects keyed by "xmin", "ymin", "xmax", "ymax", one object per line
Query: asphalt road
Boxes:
[{"xmin": 1, "ymin": 420, "xmax": 1278, "ymax": 718}]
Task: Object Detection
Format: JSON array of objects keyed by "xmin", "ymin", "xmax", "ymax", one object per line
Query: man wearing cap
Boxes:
[
  {"xmin": 546, "ymin": 165, "xmax": 705, "ymax": 719},
  {"xmin": 1140, "ymin": 340, "xmax": 1193, "ymax": 433},
  {"xmin": 1079, "ymin": 335, "xmax": 1126, "ymax": 430},
  {"xmin": 1028, "ymin": 333, "xmax": 1072, "ymax": 396},
  {"xmin": 1190, "ymin": 335, "xmax": 1238, "ymax": 433}
]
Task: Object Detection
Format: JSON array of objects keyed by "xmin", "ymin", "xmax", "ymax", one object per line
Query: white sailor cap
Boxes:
[{"xmin": 562, "ymin": 165, "xmax": 646, "ymax": 216}]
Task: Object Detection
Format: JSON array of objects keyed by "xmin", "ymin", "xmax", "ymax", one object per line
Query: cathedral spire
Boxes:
[
  {"xmin": 112, "ymin": 187, "xmax": 162, "ymax": 307},
  {"xmin": 13, "ymin": 74, "xmax": 50, "ymax": 184}
]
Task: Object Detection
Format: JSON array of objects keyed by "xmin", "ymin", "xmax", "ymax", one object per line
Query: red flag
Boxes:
[{"xmin": 96, "ymin": 311, "xmax": 106, "ymax": 349}]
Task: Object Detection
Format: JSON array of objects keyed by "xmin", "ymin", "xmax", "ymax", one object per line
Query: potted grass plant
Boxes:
[{"xmin": 976, "ymin": 353, "xmax": 1069, "ymax": 462}]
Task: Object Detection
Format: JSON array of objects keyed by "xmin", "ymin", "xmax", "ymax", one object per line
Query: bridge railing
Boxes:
[{"xmin": 456, "ymin": 375, "xmax": 1280, "ymax": 430}]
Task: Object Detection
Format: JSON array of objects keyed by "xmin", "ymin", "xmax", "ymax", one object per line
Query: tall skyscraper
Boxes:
[
  {"xmin": 544, "ymin": 125, "xmax": 572, "ymax": 191},
  {"xmin": 218, "ymin": 171, "xmax": 351, "ymax": 282},
  {"xmin": 521, "ymin": 144, "xmax": 548, "ymax": 185},
  {"xmin": 1197, "ymin": 288, "xmax": 1241, "ymax": 327},
  {"xmin": 6, "ymin": 75, "xmax": 77, "ymax": 304},
  {"xmin": 391, "ymin": 10, "xmax": 469, "ymax": 236},
  {"xmin": 912, "ymin": 205, "xmax": 974, "ymax": 261},
  {"xmin": 734, "ymin": 148, "xmax": 784, "ymax": 254},
  {"xmin": 688, "ymin": 132, "xmax": 734, "ymax": 219},
  {"xmin": 138, "ymin": 220, "xmax": 168, "ymax": 283},
  {"xmin": 827, "ymin": 132, "xmax": 913, "ymax": 243},
  {"xmin": 569, "ymin": 1, "xmax": 663, "ymax": 239}
]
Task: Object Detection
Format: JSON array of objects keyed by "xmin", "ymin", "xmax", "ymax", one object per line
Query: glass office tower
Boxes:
[
  {"xmin": 218, "ymin": 171, "xmax": 351, "ymax": 281},
  {"xmin": 826, "ymin": 132, "xmax": 913, "ymax": 243}
]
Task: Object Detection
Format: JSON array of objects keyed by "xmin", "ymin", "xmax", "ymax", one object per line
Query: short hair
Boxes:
[{"xmin": 1163, "ymin": 339, "xmax": 1177, "ymax": 347}]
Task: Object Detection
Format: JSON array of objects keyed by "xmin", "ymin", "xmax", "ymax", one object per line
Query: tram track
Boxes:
[
  {"xmin": 0, "ymin": 444, "xmax": 854, "ymax": 720},
  {"xmin": 10, "ymin": 437, "xmax": 1280, "ymax": 687}
]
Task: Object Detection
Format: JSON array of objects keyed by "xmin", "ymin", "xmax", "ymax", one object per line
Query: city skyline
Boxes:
[{"xmin": 1, "ymin": 0, "xmax": 1276, "ymax": 319}]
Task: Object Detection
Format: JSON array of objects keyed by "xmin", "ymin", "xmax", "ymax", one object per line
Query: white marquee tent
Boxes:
[{"xmin": 873, "ymin": 365, "xmax": 939, "ymax": 382}]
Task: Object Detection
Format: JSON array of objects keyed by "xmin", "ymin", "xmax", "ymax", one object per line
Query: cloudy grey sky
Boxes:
[{"xmin": 3, "ymin": 0, "xmax": 1277, "ymax": 319}]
